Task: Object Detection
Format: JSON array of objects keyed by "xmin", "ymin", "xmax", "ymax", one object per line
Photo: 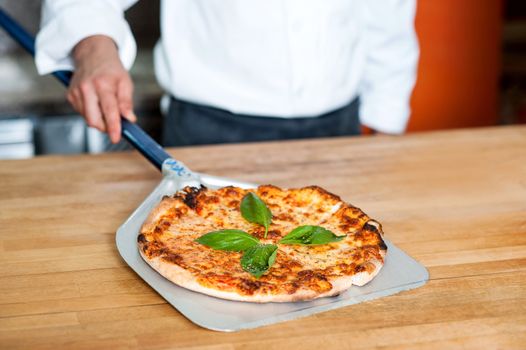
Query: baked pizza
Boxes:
[{"xmin": 138, "ymin": 185, "xmax": 387, "ymax": 303}]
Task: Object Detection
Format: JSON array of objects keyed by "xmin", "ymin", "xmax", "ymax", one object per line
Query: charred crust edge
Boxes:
[
  {"xmin": 363, "ymin": 222, "xmax": 379, "ymax": 233},
  {"xmin": 363, "ymin": 220, "xmax": 388, "ymax": 251},
  {"xmin": 179, "ymin": 185, "xmax": 207, "ymax": 209}
]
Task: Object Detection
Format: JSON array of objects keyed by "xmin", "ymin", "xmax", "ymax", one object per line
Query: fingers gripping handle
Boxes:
[{"xmin": 0, "ymin": 7, "xmax": 172, "ymax": 171}]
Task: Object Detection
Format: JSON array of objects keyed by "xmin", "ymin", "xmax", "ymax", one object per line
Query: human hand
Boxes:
[{"xmin": 67, "ymin": 35, "xmax": 136, "ymax": 143}]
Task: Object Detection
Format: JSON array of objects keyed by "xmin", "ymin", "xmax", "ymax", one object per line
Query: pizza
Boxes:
[{"xmin": 138, "ymin": 185, "xmax": 387, "ymax": 303}]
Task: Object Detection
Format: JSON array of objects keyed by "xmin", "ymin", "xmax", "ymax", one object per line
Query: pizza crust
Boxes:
[
  {"xmin": 138, "ymin": 185, "xmax": 388, "ymax": 303},
  {"xmin": 139, "ymin": 248, "xmax": 385, "ymax": 303},
  {"xmin": 140, "ymin": 196, "xmax": 177, "ymax": 234}
]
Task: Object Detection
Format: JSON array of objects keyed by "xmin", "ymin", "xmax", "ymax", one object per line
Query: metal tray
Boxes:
[{"xmin": 116, "ymin": 164, "xmax": 429, "ymax": 332}]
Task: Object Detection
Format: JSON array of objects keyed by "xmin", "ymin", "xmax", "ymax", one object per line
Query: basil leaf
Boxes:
[
  {"xmin": 240, "ymin": 192, "xmax": 272, "ymax": 238},
  {"xmin": 279, "ymin": 225, "xmax": 344, "ymax": 245},
  {"xmin": 195, "ymin": 229, "xmax": 259, "ymax": 251},
  {"xmin": 241, "ymin": 244, "xmax": 278, "ymax": 278}
]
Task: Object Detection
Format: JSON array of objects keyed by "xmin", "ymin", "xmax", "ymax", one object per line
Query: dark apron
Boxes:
[{"xmin": 162, "ymin": 97, "xmax": 360, "ymax": 147}]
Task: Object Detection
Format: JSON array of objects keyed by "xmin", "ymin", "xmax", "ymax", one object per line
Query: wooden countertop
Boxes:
[{"xmin": 0, "ymin": 126, "xmax": 525, "ymax": 349}]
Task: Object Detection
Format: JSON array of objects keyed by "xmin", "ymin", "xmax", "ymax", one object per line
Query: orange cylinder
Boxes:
[{"xmin": 408, "ymin": 0, "xmax": 502, "ymax": 131}]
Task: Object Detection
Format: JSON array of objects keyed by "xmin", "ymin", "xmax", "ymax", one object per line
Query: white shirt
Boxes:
[{"xmin": 36, "ymin": 0, "xmax": 418, "ymax": 133}]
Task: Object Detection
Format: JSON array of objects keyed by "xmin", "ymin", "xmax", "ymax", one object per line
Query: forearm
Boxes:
[
  {"xmin": 73, "ymin": 35, "xmax": 119, "ymax": 64},
  {"xmin": 35, "ymin": 0, "xmax": 138, "ymax": 74}
]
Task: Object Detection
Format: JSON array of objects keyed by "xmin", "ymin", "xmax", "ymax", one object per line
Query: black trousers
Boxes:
[{"xmin": 162, "ymin": 97, "xmax": 360, "ymax": 147}]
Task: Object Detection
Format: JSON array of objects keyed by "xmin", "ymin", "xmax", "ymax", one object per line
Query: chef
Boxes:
[{"xmin": 35, "ymin": 0, "xmax": 418, "ymax": 146}]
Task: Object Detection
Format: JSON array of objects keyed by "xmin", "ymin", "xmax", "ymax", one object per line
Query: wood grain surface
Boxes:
[{"xmin": 0, "ymin": 126, "xmax": 525, "ymax": 349}]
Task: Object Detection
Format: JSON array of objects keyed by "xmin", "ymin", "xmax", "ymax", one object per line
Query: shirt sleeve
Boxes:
[
  {"xmin": 359, "ymin": 0, "xmax": 419, "ymax": 134},
  {"xmin": 35, "ymin": 0, "xmax": 138, "ymax": 75}
]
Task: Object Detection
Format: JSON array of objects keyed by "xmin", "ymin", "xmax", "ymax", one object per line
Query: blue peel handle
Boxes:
[{"xmin": 0, "ymin": 7, "xmax": 171, "ymax": 171}]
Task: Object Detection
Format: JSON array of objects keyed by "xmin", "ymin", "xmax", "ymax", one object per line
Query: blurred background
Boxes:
[{"xmin": 0, "ymin": 0, "xmax": 524, "ymax": 159}]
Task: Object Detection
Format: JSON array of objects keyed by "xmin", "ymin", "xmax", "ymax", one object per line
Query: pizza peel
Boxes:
[{"xmin": 0, "ymin": 9, "xmax": 429, "ymax": 332}]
